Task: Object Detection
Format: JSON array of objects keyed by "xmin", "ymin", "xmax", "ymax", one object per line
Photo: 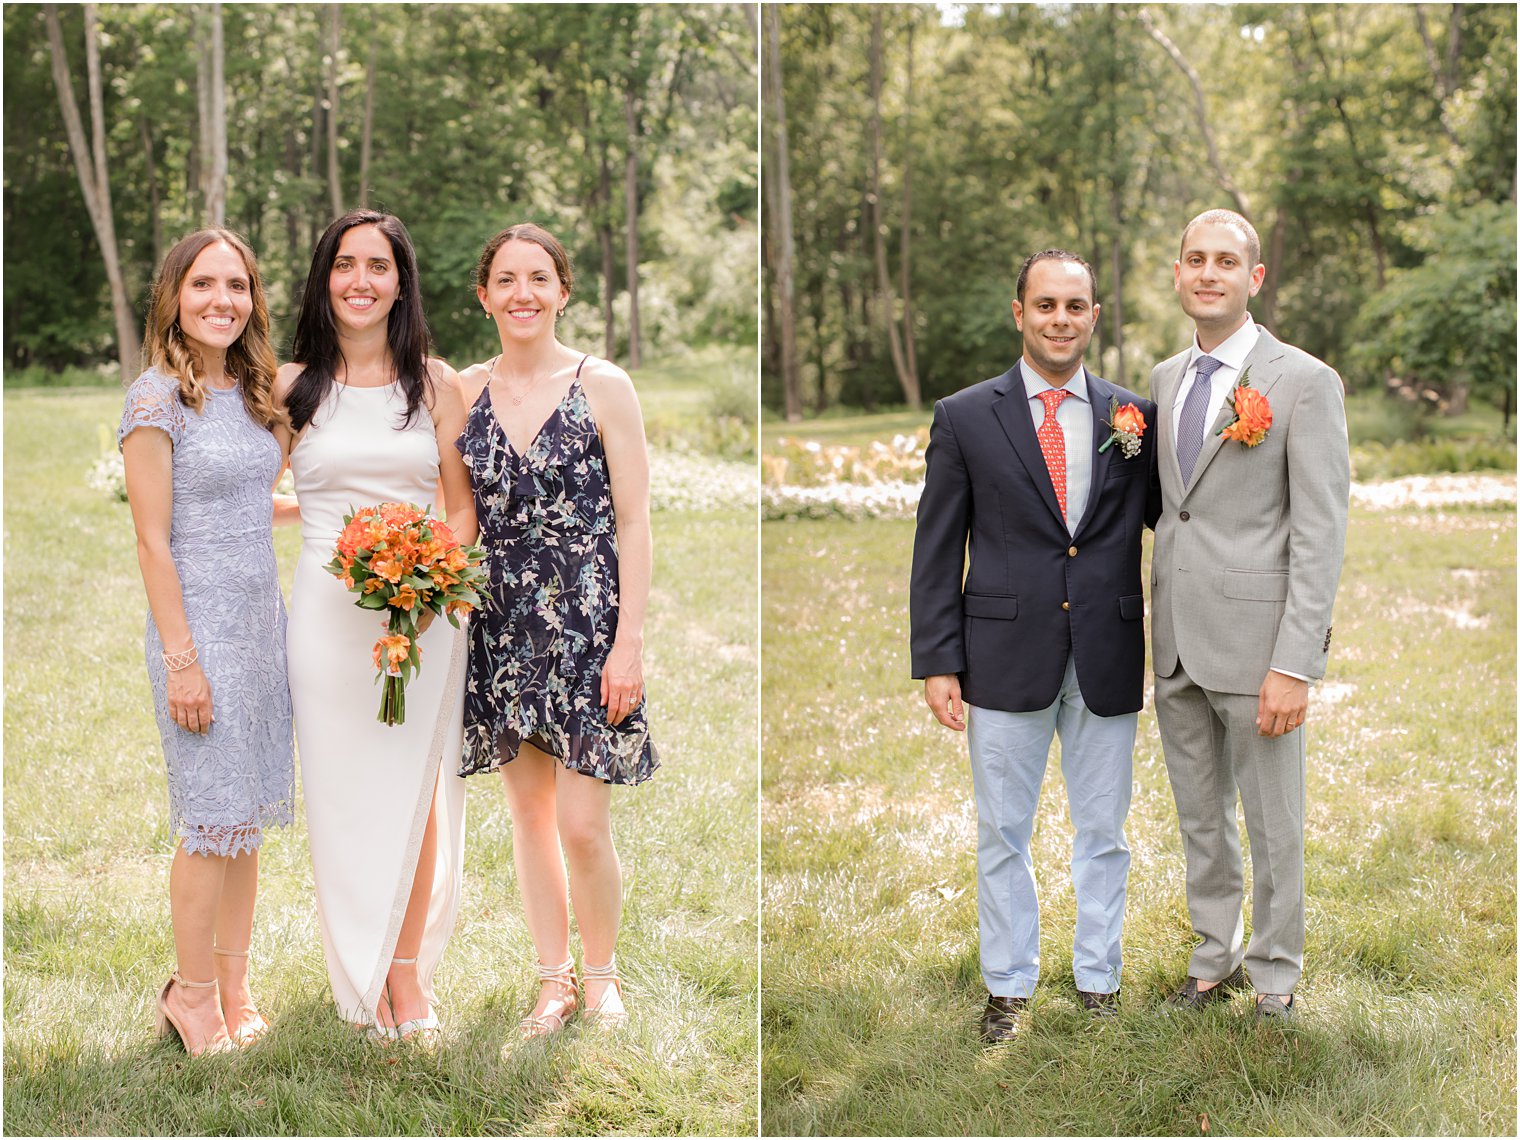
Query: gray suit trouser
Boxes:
[{"xmin": 1155, "ymin": 661, "xmax": 1306, "ymax": 995}]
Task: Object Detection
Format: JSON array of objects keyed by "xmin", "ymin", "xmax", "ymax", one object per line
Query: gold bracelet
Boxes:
[{"xmin": 162, "ymin": 646, "xmax": 199, "ymax": 672}]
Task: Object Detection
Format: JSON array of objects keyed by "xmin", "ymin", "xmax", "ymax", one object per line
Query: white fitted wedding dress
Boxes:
[{"xmin": 287, "ymin": 379, "xmax": 467, "ymax": 1027}]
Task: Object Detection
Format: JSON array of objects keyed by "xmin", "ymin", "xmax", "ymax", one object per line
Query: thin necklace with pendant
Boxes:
[{"xmin": 489, "ymin": 354, "xmax": 554, "ymax": 406}]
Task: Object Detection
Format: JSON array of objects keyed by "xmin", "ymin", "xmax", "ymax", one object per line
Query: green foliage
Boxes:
[
  {"xmin": 1351, "ymin": 438, "xmax": 1517, "ymax": 481},
  {"xmin": 5, "ymin": 3, "xmax": 756, "ymax": 375},
  {"xmin": 761, "ymin": 509, "xmax": 1515, "ymax": 1135},
  {"xmin": 1352, "ymin": 202, "xmax": 1518, "ymax": 412},
  {"xmin": 766, "ymin": 3, "xmax": 1518, "ymax": 417},
  {"xmin": 4, "ymin": 387, "xmax": 758, "ymax": 1134}
]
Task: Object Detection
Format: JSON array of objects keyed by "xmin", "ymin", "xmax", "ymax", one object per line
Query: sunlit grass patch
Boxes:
[
  {"xmin": 4, "ymin": 385, "xmax": 758, "ymax": 1136},
  {"xmin": 761, "ymin": 504, "xmax": 1515, "ymax": 1136}
]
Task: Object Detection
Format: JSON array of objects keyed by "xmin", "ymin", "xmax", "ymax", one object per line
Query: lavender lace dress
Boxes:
[
  {"xmin": 118, "ymin": 368, "xmax": 294, "ymax": 855},
  {"xmin": 456, "ymin": 362, "xmax": 657, "ymax": 785}
]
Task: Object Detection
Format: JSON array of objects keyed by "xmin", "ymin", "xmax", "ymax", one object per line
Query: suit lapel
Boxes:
[
  {"xmin": 990, "ymin": 361, "xmax": 1067, "ymax": 529},
  {"xmin": 1074, "ymin": 369, "xmax": 1115, "ymax": 537},
  {"xmin": 1157, "ymin": 354, "xmax": 1190, "ymax": 502},
  {"xmin": 1182, "ymin": 329, "xmax": 1287, "ymax": 495}
]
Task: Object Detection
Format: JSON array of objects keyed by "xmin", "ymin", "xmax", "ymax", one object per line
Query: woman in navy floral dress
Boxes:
[{"xmin": 457, "ymin": 223, "xmax": 656, "ymax": 1039}]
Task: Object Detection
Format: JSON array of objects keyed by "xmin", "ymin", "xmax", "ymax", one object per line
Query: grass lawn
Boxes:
[
  {"xmin": 760, "ymin": 505, "xmax": 1515, "ymax": 1136},
  {"xmin": 3, "ymin": 379, "xmax": 758, "ymax": 1136}
]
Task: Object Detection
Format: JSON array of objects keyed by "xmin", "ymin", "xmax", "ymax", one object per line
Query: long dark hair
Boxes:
[{"xmin": 286, "ymin": 209, "xmax": 432, "ymax": 432}]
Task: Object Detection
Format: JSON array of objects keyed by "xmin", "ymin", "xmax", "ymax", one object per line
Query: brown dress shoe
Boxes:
[
  {"xmin": 980, "ymin": 994, "xmax": 1029, "ymax": 1043},
  {"xmin": 1164, "ymin": 964, "xmax": 1246, "ymax": 1011},
  {"xmin": 1078, "ymin": 989, "xmax": 1119, "ymax": 1017}
]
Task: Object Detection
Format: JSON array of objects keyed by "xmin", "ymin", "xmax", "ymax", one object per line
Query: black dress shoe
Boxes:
[
  {"xmin": 1078, "ymin": 989, "xmax": 1119, "ymax": 1018},
  {"xmin": 1164, "ymin": 964, "xmax": 1246, "ymax": 1011},
  {"xmin": 980, "ymin": 995, "xmax": 1029, "ymax": 1043}
]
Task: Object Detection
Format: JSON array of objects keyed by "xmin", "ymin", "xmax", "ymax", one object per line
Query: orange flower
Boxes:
[
  {"xmin": 362, "ymin": 576, "xmax": 388, "ymax": 594},
  {"xmin": 1112, "ymin": 404, "xmax": 1147, "ymax": 436},
  {"xmin": 431, "ymin": 520, "xmax": 457, "ymax": 547},
  {"xmin": 1220, "ymin": 383, "xmax": 1272, "ymax": 447},
  {"xmin": 372, "ymin": 557, "xmax": 405, "ymax": 583},
  {"xmin": 372, "ymin": 633, "xmax": 411, "ymax": 671},
  {"xmin": 445, "ymin": 599, "xmax": 474, "ymax": 617},
  {"xmin": 389, "ymin": 584, "xmax": 419, "ymax": 611}
]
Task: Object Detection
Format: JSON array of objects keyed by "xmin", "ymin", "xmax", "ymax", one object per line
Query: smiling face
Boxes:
[
  {"xmin": 327, "ymin": 223, "xmax": 400, "ymax": 334},
  {"xmin": 1174, "ymin": 220, "xmax": 1266, "ymax": 345},
  {"xmin": 477, "ymin": 238, "xmax": 569, "ymax": 340},
  {"xmin": 1011, "ymin": 259, "xmax": 1099, "ymax": 385},
  {"xmin": 175, "ymin": 241, "xmax": 253, "ymax": 362}
]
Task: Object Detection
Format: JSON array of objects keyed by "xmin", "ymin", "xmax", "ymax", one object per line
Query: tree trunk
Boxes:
[
  {"xmin": 868, "ymin": 9, "xmax": 921, "ymax": 410},
  {"xmin": 358, "ymin": 35, "xmax": 377, "ymax": 208},
  {"xmin": 45, "ymin": 3, "xmax": 140, "ymax": 381},
  {"xmin": 1108, "ymin": 186, "xmax": 1126, "ymax": 386},
  {"xmin": 598, "ymin": 140, "xmax": 616, "ymax": 360},
  {"xmin": 622, "ymin": 83, "xmax": 642, "ymax": 370},
  {"xmin": 899, "ymin": 16, "xmax": 918, "ymax": 390},
  {"xmin": 205, "ymin": 3, "xmax": 226, "ymax": 225},
  {"xmin": 764, "ymin": 4, "xmax": 803, "ymax": 422},
  {"xmin": 139, "ymin": 115, "xmax": 163, "ymax": 267},
  {"xmin": 325, "ymin": 4, "xmax": 343, "ymax": 217},
  {"xmin": 1258, "ymin": 206, "xmax": 1289, "ymax": 331},
  {"xmin": 1137, "ymin": 6, "xmax": 1251, "ymax": 220}
]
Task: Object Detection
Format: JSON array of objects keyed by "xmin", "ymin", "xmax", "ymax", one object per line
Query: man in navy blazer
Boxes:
[{"xmin": 910, "ymin": 250, "xmax": 1160, "ymax": 1042}]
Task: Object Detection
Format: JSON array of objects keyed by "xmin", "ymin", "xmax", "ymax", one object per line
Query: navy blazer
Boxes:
[{"xmin": 909, "ymin": 362, "xmax": 1161, "ymax": 717}]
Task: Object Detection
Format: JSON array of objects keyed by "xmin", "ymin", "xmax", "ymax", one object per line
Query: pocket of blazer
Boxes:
[
  {"xmin": 963, "ymin": 593, "xmax": 1019, "ymax": 620},
  {"xmin": 1219, "ymin": 568, "xmax": 1290, "ymax": 602}
]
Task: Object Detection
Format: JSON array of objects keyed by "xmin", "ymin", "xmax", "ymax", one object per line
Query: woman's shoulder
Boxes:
[
  {"xmin": 127, "ymin": 365, "xmax": 181, "ymax": 399},
  {"xmin": 573, "ymin": 353, "xmax": 634, "ymax": 397},
  {"xmin": 273, "ymin": 361, "xmax": 306, "ymax": 404},
  {"xmin": 454, "ymin": 358, "xmax": 493, "ymax": 405}
]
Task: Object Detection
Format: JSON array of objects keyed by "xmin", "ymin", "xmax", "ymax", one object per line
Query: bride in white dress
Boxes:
[{"xmin": 274, "ymin": 210, "xmax": 475, "ymax": 1038}]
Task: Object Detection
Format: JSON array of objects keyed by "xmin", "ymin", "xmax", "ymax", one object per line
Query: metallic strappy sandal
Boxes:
[
  {"xmin": 581, "ymin": 955, "xmax": 627, "ymax": 1030},
  {"xmin": 519, "ymin": 956, "xmax": 578, "ymax": 1039},
  {"xmin": 389, "ymin": 957, "xmax": 440, "ymax": 1045},
  {"xmin": 213, "ymin": 946, "xmax": 270, "ymax": 1046},
  {"xmin": 156, "ymin": 973, "xmax": 235, "ymax": 1055}
]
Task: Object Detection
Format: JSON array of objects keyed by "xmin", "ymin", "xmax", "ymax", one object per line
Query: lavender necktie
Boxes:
[{"xmin": 1177, "ymin": 355, "xmax": 1223, "ymax": 486}]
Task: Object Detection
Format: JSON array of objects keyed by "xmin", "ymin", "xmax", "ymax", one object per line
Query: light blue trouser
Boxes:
[{"xmin": 966, "ymin": 655, "xmax": 1136, "ymax": 997}]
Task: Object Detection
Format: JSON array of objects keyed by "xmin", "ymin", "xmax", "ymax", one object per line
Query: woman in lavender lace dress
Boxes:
[{"xmin": 119, "ymin": 229, "xmax": 294, "ymax": 1056}]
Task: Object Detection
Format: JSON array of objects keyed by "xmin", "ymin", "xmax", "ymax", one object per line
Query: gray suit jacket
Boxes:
[{"xmin": 1150, "ymin": 327, "xmax": 1350, "ymax": 694}]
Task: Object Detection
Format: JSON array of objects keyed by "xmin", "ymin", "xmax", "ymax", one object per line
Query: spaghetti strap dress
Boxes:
[
  {"xmin": 286, "ymin": 380, "xmax": 468, "ymax": 1027},
  {"xmin": 455, "ymin": 355, "xmax": 657, "ymax": 785}
]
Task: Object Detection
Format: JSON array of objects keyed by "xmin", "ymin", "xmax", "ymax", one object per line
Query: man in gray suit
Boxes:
[{"xmin": 1150, "ymin": 209, "xmax": 1350, "ymax": 1021}]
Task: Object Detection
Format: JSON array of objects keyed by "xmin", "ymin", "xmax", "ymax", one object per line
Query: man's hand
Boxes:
[
  {"xmin": 1257, "ymin": 671, "xmax": 1309, "ymax": 737},
  {"xmin": 925, "ymin": 674, "xmax": 966, "ymax": 731}
]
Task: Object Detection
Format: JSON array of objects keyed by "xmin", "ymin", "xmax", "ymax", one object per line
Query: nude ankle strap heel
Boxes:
[
  {"xmin": 213, "ymin": 946, "xmax": 270, "ymax": 1046},
  {"xmin": 157, "ymin": 973, "xmax": 234, "ymax": 1056}
]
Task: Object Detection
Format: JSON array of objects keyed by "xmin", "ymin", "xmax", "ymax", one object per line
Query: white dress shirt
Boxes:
[{"xmin": 1023, "ymin": 362, "xmax": 1092, "ymax": 536}]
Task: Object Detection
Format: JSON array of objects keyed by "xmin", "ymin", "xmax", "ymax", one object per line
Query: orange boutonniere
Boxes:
[
  {"xmin": 1215, "ymin": 368, "xmax": 1272, "ymax": 448},
  {"xmin": 1097, "ymin": 396, "xmax": 1148, "ymax": 458}
]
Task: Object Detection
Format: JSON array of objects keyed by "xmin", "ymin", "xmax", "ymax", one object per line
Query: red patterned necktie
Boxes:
[{"xmin": 1036, "ymin": 388, "xmax": 1070, "ymax": 519}]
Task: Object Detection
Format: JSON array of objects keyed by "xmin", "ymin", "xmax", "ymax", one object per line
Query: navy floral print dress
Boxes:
[{"xmin": 456, "ymin": 358, "xmax": 658, "ymax": 785}]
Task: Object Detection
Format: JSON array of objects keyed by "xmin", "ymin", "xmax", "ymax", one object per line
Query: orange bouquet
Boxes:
[{"xmin": 324, "ymin": 502, "xmax": 486, "ymax": 725}]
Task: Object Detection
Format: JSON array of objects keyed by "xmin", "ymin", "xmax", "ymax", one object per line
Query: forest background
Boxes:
[
  {"xmin": 6, "ymin": 2, "xmax": 758, "ymax": 393},
  {"xmin": 762, "ymin": 2, "xmax": 1516, "ymax": 427}
]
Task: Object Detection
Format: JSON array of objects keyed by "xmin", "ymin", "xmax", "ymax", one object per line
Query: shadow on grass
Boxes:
[{"xmin": 5, "ymin": 984, "xmax": 723, "ymax": 1136}]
